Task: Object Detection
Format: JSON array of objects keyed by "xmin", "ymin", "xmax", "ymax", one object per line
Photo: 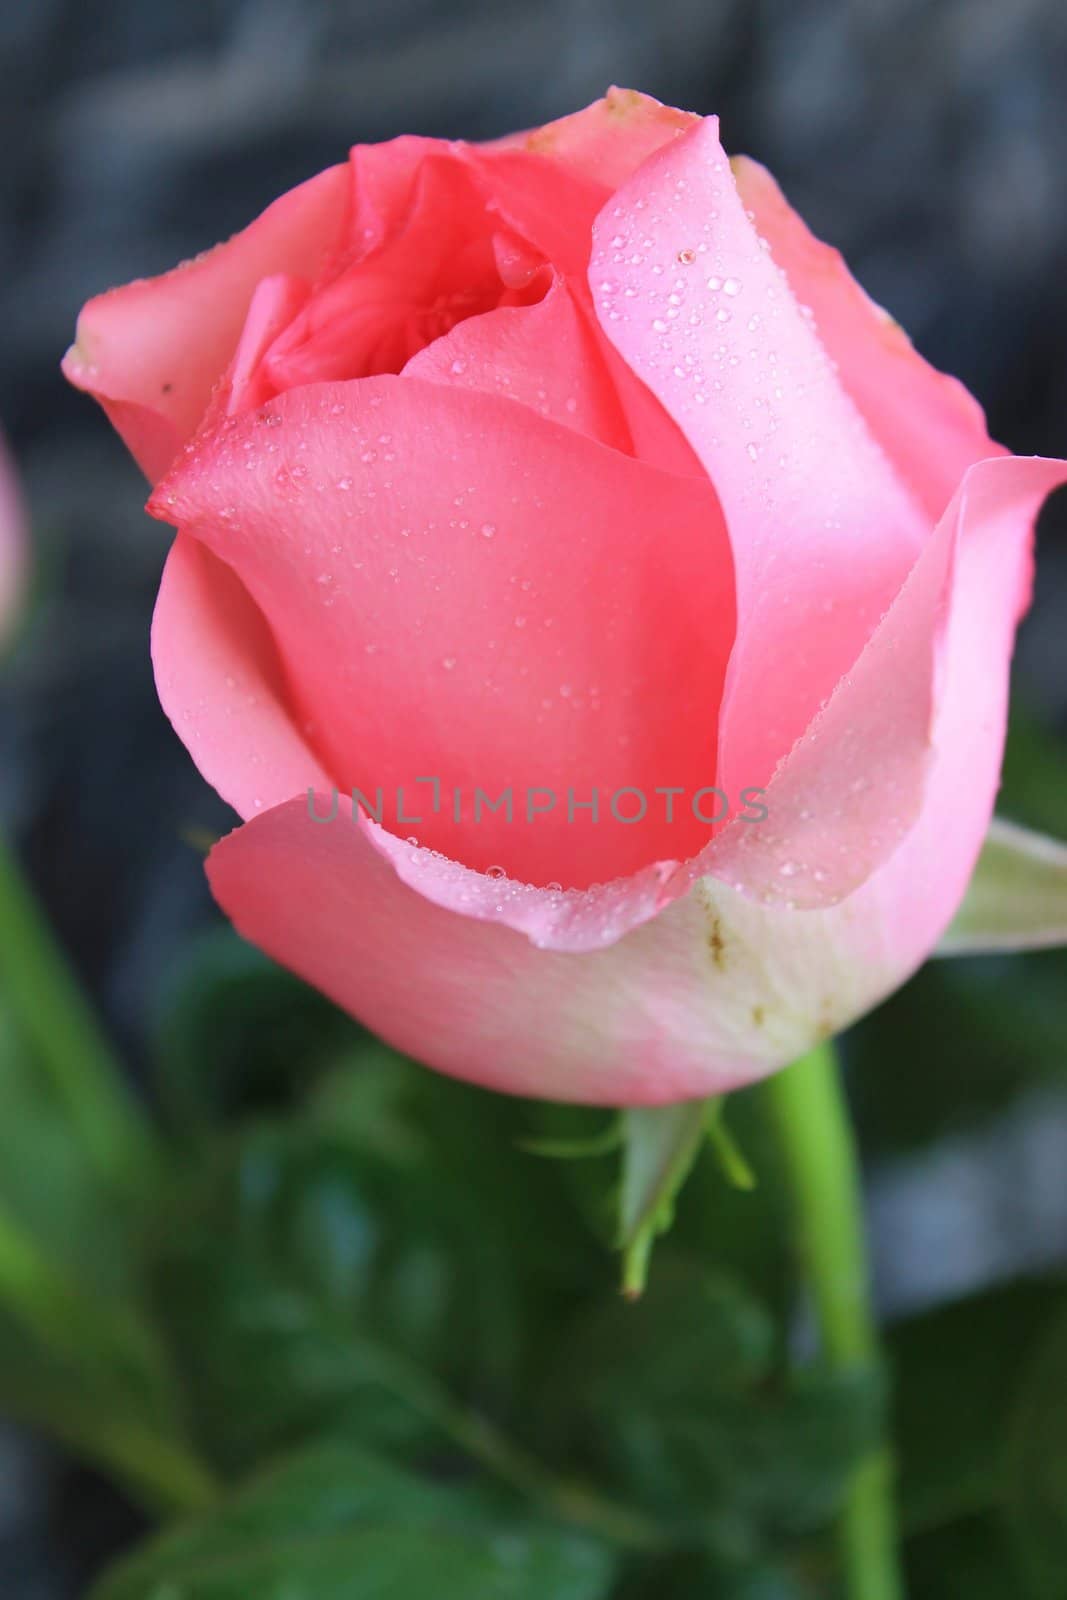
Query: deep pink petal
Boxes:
[
  {"xmin": 403, "ymin": 275, "xmax": 633, "ymax": 450},
  {"xmin": 730, "ymin": 155, "xmax": 1003, "ymax": 520},
  {"xmin": 347, "ymin": 135, "xmax": 442, "ymax": 253},
  {"xmin": 221, "ymin": 274, "xmax": 313, "ymax": 417},
  {"xmin": 462, "ymin": 146, "xmax": 611, "ymax": 277},
  {"xmin": 589, "ymin": 117, "xmax": 930, "ymax": 808},
  {"xmin": 261, "ymin": 156, "xmax": 550, "ymax": 391},
  {"xmin": 152, "ymin": 531, "xmax": 332, "ymax": 820},
  {"xmin": 151, "ymin": 377, "xmax": 734, "ymax": 891},
  {"xmin": 62, "ymin": 164, "xmax": 350, "ymax": 481}
]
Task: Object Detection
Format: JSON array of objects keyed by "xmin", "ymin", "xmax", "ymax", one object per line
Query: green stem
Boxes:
[
  {"xmin": 764, "ymin": 1041, "xmax": 903, "ymax": 1600},
  {"xmin": 0, "ymin": 829, "xmax": 154, "ymax": 1189}
]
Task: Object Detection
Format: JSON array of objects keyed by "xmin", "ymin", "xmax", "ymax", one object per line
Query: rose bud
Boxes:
[{"xmin": 64, "ymin": 89, "xmax": 1067, "ymax": 1104}]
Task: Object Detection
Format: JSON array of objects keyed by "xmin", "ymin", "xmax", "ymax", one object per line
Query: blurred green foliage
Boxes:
[{"xmin": 0, "ymin": 702, "xmax": 1064, "ymax": 1596}]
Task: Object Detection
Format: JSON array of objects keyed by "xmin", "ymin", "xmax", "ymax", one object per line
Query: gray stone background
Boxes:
[{"xmin": 0, "ymin": 0, "xmax": 1065, "ymax": 1590}]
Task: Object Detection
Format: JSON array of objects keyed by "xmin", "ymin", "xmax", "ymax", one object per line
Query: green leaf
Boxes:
[
  {"xmin": 144, "ymin": 1101, "xmax": 602, "ymax": 1474},
  {"xmin": 1004, "ymin": 1305, "xmax": 1067, "ymax": 1595},
  {"xmin": 610, "ymin": 1550, "xmax": 810, "ymax": 1599},
  {"xmin": 519, "ymin": 1118, "xmax": 622, "ymax": 1159},
  {"xmin": 618, "ymin": 1103, "xmax": 710, "ymax": 1296},
  {"xmin": 90, "ymin": 1444, "xmax": 615, "ymax": 1600},
  {"xmin": 999, "ymin": 707, "xmax": 1067, "ymax": 839},
  {"xmin": 890, "ymin": 1278, "xmax": 1067, "ymax": 1538},
  {"xmin": 939, "ymin": 818, "xmax": 1067, "ymax": 956},
  {"xmin": 145, "ymin": 1132, "xmax": 475, "ymax": 1469},
  {"xmin": 537, "ymin": 1258, "xmax": 881, "ymax": 1546},
  {"xmin": 153, "ymin": 929, "xmax": 364, "ymax": 1132},
  {"xmin": 904, "ymin": 1514, "xmax": 1031, "ymax": 1600}
]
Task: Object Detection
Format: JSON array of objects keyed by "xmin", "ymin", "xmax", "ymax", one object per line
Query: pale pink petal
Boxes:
[
  {"xmin": 62, "ymin": 164, "xmax": 350, "ymax": 481},
  {"xmin": 152, "ymin": 531, "xmax": 333, "ymax": 820},
  {"xmin": 688, "ymin": 455, "xmax": 1066, "ymax": 904},
  {"xmin": 150, "ymin": 377, "xmax": 734, "ymax": 893},
  {"xmin": 204, "ymin": 798, "xmax": 788, "ymax": 1104},
  {"xmin": 730, "ymin": 155, "xmax": 1003, "ymax": 520},
  {"xmin": 501, "ymin": 87, "xmax": 695, "ymax": 189},
  {"xmin": 838, "ymin": 456, "xmax": 1067, "ymax": 960},
  {"xmin": 205, "ymin": 459, "xmax": 1067, "ymax": 1106},
  {"xmin": 589, "ymin": 117, "xmax": 930, "ymax": 813}
]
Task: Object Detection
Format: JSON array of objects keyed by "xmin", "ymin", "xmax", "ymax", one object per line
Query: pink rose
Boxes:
[{"xmin": 65, "ymin": 89, "xmax": 1066, "ymax": 1104}]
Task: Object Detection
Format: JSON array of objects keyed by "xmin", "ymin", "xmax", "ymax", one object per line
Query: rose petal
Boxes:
[
  {"xmin": 62, "ymin": 163, "xmax": 351, "ymax": 481},
  {"xmin": 693, "ymin": 455, "xmax": 1067, "ymax": 905},
  {"xmin": 222, "ymin": 274, "xmax": 313, "ymax": 417},
  {"xmin": 261, "ymin": 155, "xmax": 549, "ymax": 391},
  {"xmin": 152, "ymin": 531, "xmax": 332, "ymax": 820},
  {"xmin": 589, "ymin": 117, "xmax": 930, "ymax": 807},
  {"xmin": 151, "ymin": 376, "xmax": 734, "ymax": 891},
  {"xmin": 204, "ymin": 797, "xmax": 806, "ymax": 1104},
  {"xmin": 838, "ymin": 456, "xmax": 1067, "ymax": 952},
  {"xmin": 205, "ymin": 460, "xmax": 1067, "ymax": 1106},
  {"xmin": 494, "ymin": 86, "xmax": 694, "ymax": 189},
  {"xmin": 730, "ymin": 155, "xmax": 1003, "ymax": 520},
  {"xmin": 938, "ymin": 816, "xmax": 1067, "ymax": 956},
  {"xmin": 404, "ymin": 274, "xmax": 633, "ymax": 450}
]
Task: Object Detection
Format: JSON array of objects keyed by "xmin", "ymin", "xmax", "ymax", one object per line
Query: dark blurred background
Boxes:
[{"xmin": 1, "ymin": 0, "xmax": 1065, "ymax": 1591}]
